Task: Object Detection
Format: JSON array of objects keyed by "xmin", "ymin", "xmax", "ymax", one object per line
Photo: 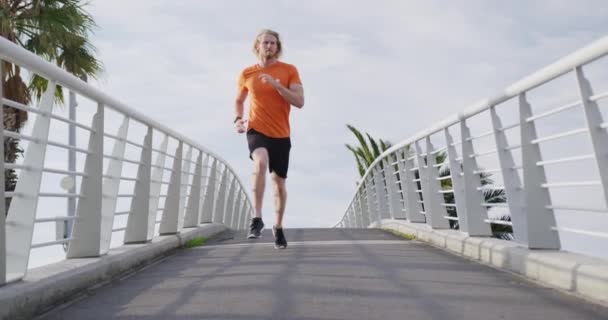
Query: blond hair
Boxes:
[{"xmin": 252, "ymin": 29, "xmax": 282, "ymax": 59}]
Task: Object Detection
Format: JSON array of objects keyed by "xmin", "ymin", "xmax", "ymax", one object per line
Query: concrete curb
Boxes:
[
  {"xmin": 0, "ymin": 223, "xmax": 227, "ymax": 320},
  {"xmin": 375, "ymin": 219, "xmax": 608, "ymax": 307}
]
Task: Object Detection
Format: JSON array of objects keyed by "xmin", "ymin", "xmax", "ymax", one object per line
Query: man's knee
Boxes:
[
  {"xmin": 252, "ymin": 149, "xmax": 269, "ymax": 174},
  {"xmin": 272, "ymin": 176, "xmax": 287, "ymax": 196},
  {"xmin": 253, "ymin": 160, "xmax": 267, "ymax": 174}
]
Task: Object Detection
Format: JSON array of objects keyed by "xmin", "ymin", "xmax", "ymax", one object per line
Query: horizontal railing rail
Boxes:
[
  {"xmin": 336, "ymin": 36, "xmax": 608, "ymax": 259},
  {"xmin": 0, "ymin": 36, "xmax": 253, "ymax": 285}
]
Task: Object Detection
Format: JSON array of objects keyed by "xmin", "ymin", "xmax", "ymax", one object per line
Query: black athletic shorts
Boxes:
[{"xmin": 247, "ymin": 128, "xmax": 291, "ymax": 179}]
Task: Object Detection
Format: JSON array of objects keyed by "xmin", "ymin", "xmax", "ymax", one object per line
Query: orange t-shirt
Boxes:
[{"xmin": 238, "ymin": 61, "xmax": 302, "ymax": 138}]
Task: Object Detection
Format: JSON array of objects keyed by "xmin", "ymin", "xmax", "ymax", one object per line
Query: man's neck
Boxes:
[{"xmin": 258, "ymin": 57, "xmax": 278, "ymax": 68}]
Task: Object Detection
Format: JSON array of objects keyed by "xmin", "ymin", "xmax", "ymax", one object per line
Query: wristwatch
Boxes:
[{"xmin": 233, "ymin": 116, "xmax": 242, "ymax": 123}]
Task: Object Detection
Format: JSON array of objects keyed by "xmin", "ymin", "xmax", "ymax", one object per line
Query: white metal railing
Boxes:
[
  {"xmin": 0, "ymin": 37, "xmax": 253, "ymax": 285},
  {"xmin": 336, "ymin": 36, "xmax": 608, "ymax": 258}
]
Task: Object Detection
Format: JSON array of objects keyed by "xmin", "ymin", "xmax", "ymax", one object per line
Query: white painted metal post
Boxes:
[
  {"xmin": 231, "ymin": 189, "xmax": 243, "ymax": 229},
  {"xmin": 519, "ymin": 93, "xmax": 560, "ymax": 249},
  {"xmin": 460, "ymin": 121, "xmax": 492, "ymax": 236},
  {"xmin": 67, "ymin": 103, "xmax": 104, "ymax": 258},
  {"xmin": 576, "ymin": 67, "xmax": 608, "ymax": 206},
  {"xmin": 160, "ymin": 142, "xmax": 183, "ymax": 235},
  {"xmin": 420, "ymin": 139, "xmax": 450, "ymax": 229},
  {"xmin": 352, "ymin": 200, "xmax": 361, "ymax": 227},
  {"xmin": 490, "ymin": 108, "xmax": 528, "ymax": 244},
  {"xmin": 201, "ymin": 159, "xmax": 217, "ymax": 223},
  {"xmin": 240, "ymin": 200, "xmax": 249, "ymax": 229},
  {"xmin": 416, "ymin": 141, "xmax": 449, "ymax": 229},
  {"xmin": 444, "ymin": 128, "xmax": 467, "ymax": 231},
  {"xmin": 384, "ymin": 156, "xmax": 406, "ymax": 219},
  {"xmin": 357, "ymin": 193, "xmax": 367, "ymax": 227},
  {"xmin": 426, "ymin": 137, "xmax": 452, "ymax": 228},
  {"xmin": 351, "ymin": 197, "xmax": 359, "ymax": 227},
  {"xmin": 125, "ymin": 127, "xmax": 153, "ymax": 243},
  {"xmin": 177, "ymin": 147, "xmax": 192, "ymax": 230},
  {"xmin": 352, "ymin": 203, "xmax": 360, "ymax": 227},
  {"xmin": 364, "ymin": 175, "xmax": 379, "ymax": 223},
  {"xmin": 147, "ymin": 135, "xmax": 168, "ymax": 239},
  {"xmin": 396, "ymin": 149, "xmax": 425, "ymax": 222},
  {"xmin": 224, "ymin": 175, "xmax": 237, "ymax": 226},
  {"xmin": 373, "ymin": 166, "xmax": 390, "ymax": 220},
  {"xmin": 359, "ymin": 185, "xmax": 371, "ymax": 227},
  {"xmin": 6, "ymin": 84, "xmax": 55, "ymax": 279},
  {"xmin": 198, "ymin": 154, "xmax": 210, "ymax": 223},
  {"xmin": 100, "ymin": 117, "xmax": 129, "ymax": 253},
  {"xmin": 213, "ymin": 164, "xmax": 228, "ymax": 223},
  {"xmin": 0, "ymin": 61, "xmax": 5, "ymax": 285},
  {"xmin": 183, "ymin": 151, "xmax": 203, "ymax": 228}
]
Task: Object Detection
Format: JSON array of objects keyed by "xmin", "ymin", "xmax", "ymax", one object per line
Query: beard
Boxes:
[{"xmin": 262, "ymin": 50, "xmax": 276, "ymax": 59}]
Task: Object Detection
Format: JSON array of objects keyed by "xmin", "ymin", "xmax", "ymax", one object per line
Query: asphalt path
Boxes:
[{"xmin": 41, "ymin": 228, "xmax": 608, "ymax": 320}]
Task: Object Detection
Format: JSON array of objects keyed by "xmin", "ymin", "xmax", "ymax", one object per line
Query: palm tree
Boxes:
[
  {"xmin": 345, "ymin": 126, "xmax": 511, "ymax": 239},
  {"xmin": 1, "ymin": 0, "xmax": 103, "ymax": 212},
  {"xmin": 345, "ymin": 124, "xmax": 392, "ymax": 177}
]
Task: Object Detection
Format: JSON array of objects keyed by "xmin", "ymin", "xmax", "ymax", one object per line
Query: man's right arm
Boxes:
[{"xmin": 234, "ymin": 88, "xmax": 248, "ymax": 133}]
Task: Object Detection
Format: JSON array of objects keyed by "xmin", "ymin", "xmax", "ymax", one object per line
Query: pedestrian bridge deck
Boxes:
[{"xmin": 41, "ymin": 229, "xmax": 608, "ymax": 320}]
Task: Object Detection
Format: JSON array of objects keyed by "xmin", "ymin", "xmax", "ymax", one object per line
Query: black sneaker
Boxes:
[
  {"xmin": 247, "ymin": 217, "xmax": 264, "ymax": 239},
  {"xmin": 272, "ymin": 225, "xmax": 287, "ymax": 249}
]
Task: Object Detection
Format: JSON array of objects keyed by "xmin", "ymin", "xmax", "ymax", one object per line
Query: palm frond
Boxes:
[
  {"xmin": 346, "ymin": 144, "xmax": 366, "ymax": 177},
  {"xmin": 367, "ymin": 133, "xmax": 381, "ymax": 160},
  {"xmin": 346, "ymin": 124, "xmax": 374, "ymax": 165}
]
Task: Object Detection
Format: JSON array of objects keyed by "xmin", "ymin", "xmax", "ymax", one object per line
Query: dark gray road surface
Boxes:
[{"xmin": 41, "ymin": 229, "xmax": 608, "ymax": 320}]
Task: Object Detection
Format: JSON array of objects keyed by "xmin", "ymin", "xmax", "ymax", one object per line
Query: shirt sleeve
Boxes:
[
  {"xmin": 238, "ymin": 71, "xmax": 248, "ymax": 92},
  {"xmin": 288, "ymin": 65, "xmax": 302, "ymax": 87}
]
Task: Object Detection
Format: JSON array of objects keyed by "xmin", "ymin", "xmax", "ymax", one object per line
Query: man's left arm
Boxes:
[
  {"xmin": 259, "ymin": 74, "xmax": 305, "ymax": 108},
  {"xmin": 276, "ymin": 83, "xmax": 304, "ymax": 109}
]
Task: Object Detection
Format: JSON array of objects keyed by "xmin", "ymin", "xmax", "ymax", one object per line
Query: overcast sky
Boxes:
[{"xmin": 84, "ymin": 0, "xmax": 608, "ymax": 229}]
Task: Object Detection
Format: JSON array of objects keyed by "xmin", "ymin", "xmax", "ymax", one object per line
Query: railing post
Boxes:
[
  {"xmin": 0, "ymin": 60, "xmax": 5, "ymax": 285},
  {"xmin": 459, "ymin": 120, "xmax": 492, "ymax": 236},
  {"xmin": 147, "ymin": 135, "xmax": 168, "ymax": 239},
  {"xmin": 224, "ymin": 174, "xmax": 237, "ymax": 227},
  {"xmin": 183, "ymin": 150, "xmax": 203, "ymax": 228},
  {"xmin": 383, "ymin": 157, "xmax": 406, "ymax": 219},
  {"xmin": 100, "ymin": 117, "xmax": 129, "ymax": 254},
  {"xmin": 416, "ymin": 140, "xmax": 450, "ymax": 229},
  {"xmin": 490, "ymin": 108, "xmax": 528, "ymax": 244},
  {"xmin": 444, "ymin": 128, "xmax": 467, "ymax": 231},
  {"xmin": 396, "ymin": 149, "xmax": 425, "ymax": 222},
  {"xmin": 357, "ymin": 188, "xmax": 370, "ymax": 227},
  {"xmin": 519, "ymin": 93, "xmax": 560, "ymax": 249},
  {"xmin": 231, "ymin": 188, "xmax": 243, "ymax": 229},
  {"xmin": 240, "ymin": 200, "xmax": 250, "ymax": 230},
  {"xmin": 201, "ymin": 159, "xmax": 217, "ymax": 223},
  {"xmin": 159, "ymin": 141, "xmax": 183, "ymax": 235},
  {"xmin": 351, "ymin": 202, "xmax": 360, "ymax": 227},
  {"xmin": 214, "ymin": 164, "xmax": 228, "ymax": 223},
  {"xmin": 198, "ymin": 154, "xmax": 210, "ymax": 223},
  {"xmin": 6, "ymin": 84, "xmax": 55, "ymax": 279},
  {"xmin": 352, "ymin": 195, "xmax": 362, "ymax": 227},
  {"xmin": 124, "ymin": 126, "xmax": 153, "ymax": 243},
  {"xmin": 576, "ymin": 67, "xmax": 608, "ymax": 206},
  {"xmin": 373, "ymin": 166, "xmax": 390, "ymax": 220},
  {"xmin": 177, "ymin": 146, "xmax": 192, "ymax": 230},
  {"xmin": 100, "ymin": 117, "xmax": 129, "ymax": 252},
  {"xmin": 67, "ymin": 102, "xmax": 104, "ymax": 258},
  {"xmin": 125, "ymin": 128, "xmax": 152, "ymax": 243},
  {"xmin": 426, "ymin": 137, "xmax": 451, "ymax": 228},
  {"xmin": 364, "ymin": 175, "xmax": 379, "ymax": 223}
]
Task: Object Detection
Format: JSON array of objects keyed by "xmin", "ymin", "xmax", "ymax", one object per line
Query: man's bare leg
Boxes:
[
  {"xmin": 251, "ymin": 148, "xmax": 269, "ymax": 218},
  {"xmin": 271, "ymin": 173, "xmax": 287, "ymax": 227}
]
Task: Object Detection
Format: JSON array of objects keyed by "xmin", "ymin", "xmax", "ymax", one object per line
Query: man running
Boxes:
[{"xmin": 233, "ymin": 29, "xmax": 304, "ymax": 249}]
